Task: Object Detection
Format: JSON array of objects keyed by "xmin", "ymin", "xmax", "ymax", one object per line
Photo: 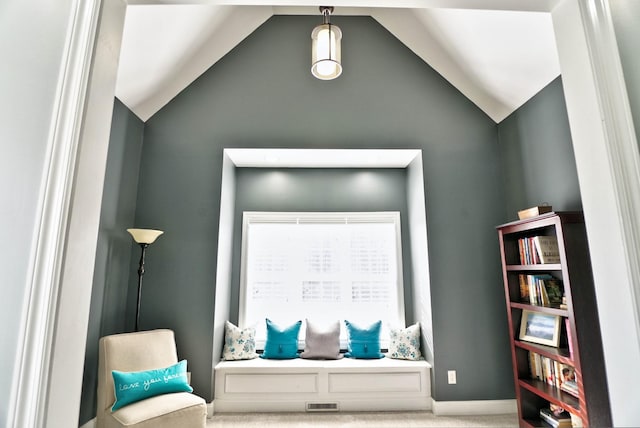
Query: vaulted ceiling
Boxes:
[{"xmin": 116, "ymin": 0, "xmax": 562, "ymax": 123}]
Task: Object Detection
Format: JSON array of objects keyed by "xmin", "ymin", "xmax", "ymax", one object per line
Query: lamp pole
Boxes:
[{"xmin": 135, "ymin": 243, "xmax": 149, "ymax": 332}]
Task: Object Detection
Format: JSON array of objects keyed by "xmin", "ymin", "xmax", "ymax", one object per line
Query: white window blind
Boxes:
[{"xmin": 239, "ymin": 212, "xmax": 405, "ymax": 348}]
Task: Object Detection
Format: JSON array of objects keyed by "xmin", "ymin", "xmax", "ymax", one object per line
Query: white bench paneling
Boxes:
[
  {"xmin": 225, "ymin": 373, "xmax": 318, "ymax": 393},
  {"xmin": 328, "ymin": 372, "xmax": 422, "ymax": 393},
  {"xmin": 214, "ymin": 357, "xmax": 431, "ymax": 413}
]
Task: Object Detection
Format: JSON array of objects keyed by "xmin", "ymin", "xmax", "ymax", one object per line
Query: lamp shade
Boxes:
[
  {"xmin": 311, "ymin": 23, "xmax": 342, "ymax": 80},
  {"xmin": 127, "ymin": 228, "xmax": 164, "ymax": 244}
]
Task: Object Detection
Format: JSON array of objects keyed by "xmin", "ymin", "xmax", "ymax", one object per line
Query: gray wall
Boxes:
[
  {"xmin": 0, "ymin": 0, "xmax": 76, "ymax": 425},
  {"xmin": 229, "ymin": 168, "xmax": 413, "ymax": 324},
  {"xmin": 133, "ymin": 15, "xmax": 510, "ymax": 402},
  {"xmin": 497, "ymin": 77, "xmax": 582, "ymax": 217},
  {"xmin": 79, "ymin": 99, "xmax": 144, "ymax": 425},
  {"xmin": 611, "ymin": 1, "xmax": 640, "ymax": 148}
]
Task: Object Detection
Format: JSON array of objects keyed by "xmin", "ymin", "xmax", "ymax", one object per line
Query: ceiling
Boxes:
[{"xmin": 116, "ymin": 1, "xmax": 562, "ymax": 123}]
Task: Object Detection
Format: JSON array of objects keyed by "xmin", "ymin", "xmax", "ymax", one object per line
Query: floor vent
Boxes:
[{"xmin": 306, "ymin": 402, "xmax": 339, "ymax": 412}]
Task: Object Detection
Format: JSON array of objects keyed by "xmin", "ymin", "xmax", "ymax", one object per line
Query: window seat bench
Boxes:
[{"xmin": 213, "ymin": 357, "xmax": 432, "ymax": 413}]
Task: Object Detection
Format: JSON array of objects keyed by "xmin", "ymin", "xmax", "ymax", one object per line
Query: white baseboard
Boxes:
[
  {"xmin": 79, "ymin": 418, "xmax": 96, "ymax": 428},
  {"xmin": 431, "ymin": 399, "xmax": 517, "ymax": 416},
  {"xmin": 214, "ymin": 396, "xmax": 431, "ymax": 413}
]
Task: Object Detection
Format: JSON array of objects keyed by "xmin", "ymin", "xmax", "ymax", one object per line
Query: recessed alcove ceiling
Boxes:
[
  {"xmin": 117, "ymin": 0, "xmax": 563, "ymax": 123},
  {"xmin": 225, "ymin": 148, "xmax": 421, "ymax": 168}
]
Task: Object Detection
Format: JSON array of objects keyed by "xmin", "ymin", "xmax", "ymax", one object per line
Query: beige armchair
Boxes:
[{"xmin": 97, "ymin": 329, "xmax": 207, "ymax": 428}]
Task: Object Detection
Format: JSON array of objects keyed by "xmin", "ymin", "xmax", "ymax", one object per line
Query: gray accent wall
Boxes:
[
  {"xmin": 79, "ymin": 99, "xmax": 144, "ymax": 425},
  {"xmin": 133, "ymin": 15, "xmax": 511, "ymax": 402},
  {"xmin": 497, "ymin": 77, "xmax": 582, "ymax": 217}
]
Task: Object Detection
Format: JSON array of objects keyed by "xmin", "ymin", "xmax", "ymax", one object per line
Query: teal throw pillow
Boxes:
[
  {"xmin": 111, "ymin": 360, "xmax": 193, "ymax": 411},
  {"xmin": 344, "ymin": 320, "xmax": 384, "ymax": 359},
  {"xmin": 260, "ymin": 319, "xmax": 302, "ymax": 359}
]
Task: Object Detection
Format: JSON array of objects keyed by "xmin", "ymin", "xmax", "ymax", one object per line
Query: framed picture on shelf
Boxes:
[{"xmin": 519, "ymin": 310, "xmax": 562, "ymax": 347}]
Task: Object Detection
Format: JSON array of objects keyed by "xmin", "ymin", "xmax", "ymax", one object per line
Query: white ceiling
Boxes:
[
  {"xmin": 225, "ymin": 148, "xmax": 421, "ymax": 168},
  {"xmin": 116, "ymin": 1, "xmax": 562, "ymax": 123}
]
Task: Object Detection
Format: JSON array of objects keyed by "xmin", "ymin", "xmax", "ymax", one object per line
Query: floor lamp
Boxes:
[{"xmin": 127, "ymin": 228, "xmax": 164, "ymax": 331}]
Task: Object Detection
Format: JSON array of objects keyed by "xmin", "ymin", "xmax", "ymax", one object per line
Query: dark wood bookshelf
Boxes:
[{"xmin": 497, "ymin": 212, "xmax": 611, "ymax": 428}]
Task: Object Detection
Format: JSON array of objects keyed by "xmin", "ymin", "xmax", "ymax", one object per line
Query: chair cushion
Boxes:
[
  {"xmin": 111, "ymin": 392, "xmax": 206, "ymax": 426},
  {"xmin": 111, "ymin": 360, "xmax": 193, "ymax": 411}
]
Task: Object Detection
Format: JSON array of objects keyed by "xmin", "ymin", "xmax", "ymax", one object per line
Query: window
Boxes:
[{"xmin": 239, "ymin": 212, "xmax": 405, "ymax": 348}]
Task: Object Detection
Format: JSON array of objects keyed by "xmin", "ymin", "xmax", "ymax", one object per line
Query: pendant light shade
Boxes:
[{"xmin": 311, "ymin": 6, "xmax": 342, "ymax": 80}]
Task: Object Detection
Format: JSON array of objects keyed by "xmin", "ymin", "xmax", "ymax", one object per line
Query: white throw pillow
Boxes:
[
  {"xmin": 387, "ymin": 323, "xmax": 422, "ymax": 360},
  {"xmin": 300, "ymin": 319, "xmax": 343, "ymax": 360},
  {"xmin": 222, "ymin": 321, "xmax": 258, "ymax": 360}
]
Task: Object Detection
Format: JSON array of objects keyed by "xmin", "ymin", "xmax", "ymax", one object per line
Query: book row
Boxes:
[
  {"xmin": 518, "ymin": 274, "xmax": 565, "ymax": 307},
  {"xmin": 539, "ymin": 405, "xmax": 583, "ymax": 428},
  {"xmin": 528, "ymin": 351, "xmax": 579, "ymax": 398},
  {"xmin": 517, "ymin": 235, "xmax": 560, "ymax": 265}
]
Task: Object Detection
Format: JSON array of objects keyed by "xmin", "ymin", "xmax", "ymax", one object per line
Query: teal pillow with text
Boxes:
[
  {"xmin": 344, "ymin": 320, "xmax": 384, "ymax": 359},
  {"xmin": 260, "ymin": 319, "xmax": 302, "ymax": 359},
  {"xmin": 111, "ymin": 360, "xmax": 193, "ymax": 411}
]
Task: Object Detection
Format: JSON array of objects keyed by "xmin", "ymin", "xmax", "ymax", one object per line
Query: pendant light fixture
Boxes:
[{"xmin": 311, "ymin": 6, "xmax": 342, "ymax": 80}]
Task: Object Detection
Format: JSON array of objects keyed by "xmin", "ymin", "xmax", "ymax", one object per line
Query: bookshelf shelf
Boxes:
[
  {"xmin": 510, "ymin": 303, "xmax": 569, "ymax": 317},
  {"xmin": 506, "ymin": 264, "xmax": 563, "ymax": 272},
  {"xmin": 513, "ymin": 340, "xmax": 572, "ymax": 365},
  {"xmin": 497, "ymin": 212, "xmax": 611, "ymax": 428},
  {"xmin": 519, "ymin": 379, "xmax": 580, "ymax": 413}
]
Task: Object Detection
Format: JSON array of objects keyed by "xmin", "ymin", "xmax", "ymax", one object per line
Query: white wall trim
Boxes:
[
  {"xmin": 44, "ymin": 0, "xmax": 127, "ymax": 425},
  {"xmin": 211, "ymin": 151, "xmax": 237, "ymax": 397},
  {"xmin": 552, "ymin": 0, "xmax": 640, "ymax": 425},
  {"xmin": 579, "ymin": 0, "xmax": 640, "ymax": 344},
  {"xmin": 10, "ymin": 0, "xmax": 103, "ymax": 427},
  {"xmin": 431, "ymin": 399, "xmax": 517, "ymax": 416}
]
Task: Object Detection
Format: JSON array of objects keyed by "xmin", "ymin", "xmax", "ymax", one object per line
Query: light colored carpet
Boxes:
[{"xmin": 206, "ymin": 411, "xmax": 519, "ymax": 427}]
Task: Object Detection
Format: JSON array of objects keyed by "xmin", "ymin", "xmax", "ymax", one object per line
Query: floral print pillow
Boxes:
[
  {"xmin": 388, "ymin": 323, "xmax": 422, "ymax": 361},
  {"xmin": 222, "ymin": 321, "xmax": 258, "ymax": 360}
]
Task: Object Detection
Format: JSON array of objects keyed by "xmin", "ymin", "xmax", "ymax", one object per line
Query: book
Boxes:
[
  {"xmin": 540, "ymin": 407, "xmax": 572, "ymax": 427},
  {"xmin": 528, "ymin": 351, "xmax": 543, "ymax": 381},
  {"xmin": 518, "ymin": 239, "xmax": 526, "ymax": 264},
  {"xmin": 558, "ymin": 363, "xmax": 576, "ymax": 390},
  {"xmin": 518, "ymin": 205, "xmax": 553, "ymax": 220},
  {"xmin": 533, "ymin": 235, "xmax": 561, "ymax": 264},
  {"xmin": 570, "ymin": 413, "xmax": 584, "ymax": 427},
  {"xmin": 524, "ymin": 274, "xmax": 562, "ymax": 306},
  {"xmin": 542, "ymin": 277, "xmax": 564, "ymax": 306},
  {"xmin": 560, "ymin": 379, "xmax": 579, "ymax": 397}
]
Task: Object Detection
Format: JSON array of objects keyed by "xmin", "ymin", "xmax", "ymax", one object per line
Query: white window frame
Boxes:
[{"xmin": 239, "ymin": 211, "xmax": 406, "ymax": 349}]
